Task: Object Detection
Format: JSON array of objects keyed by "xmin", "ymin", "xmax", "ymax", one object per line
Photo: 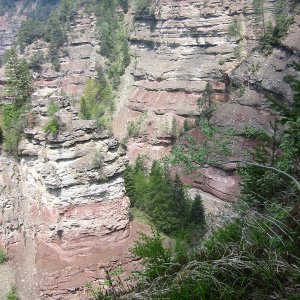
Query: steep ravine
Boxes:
[{"xmin": 0, "ymin": 1, "xmax": 299, "ymax": 299}]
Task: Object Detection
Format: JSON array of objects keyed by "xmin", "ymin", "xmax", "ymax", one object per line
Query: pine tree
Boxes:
[
  {"xmin": 189, "ymin": 194, "xmax": 205, "ymax": 226},
  {"xmin": 79, "ymin": 97, "xmax": 91, "ymax": 119},
  {"xmin": 197, "ymin": 82, "xmax": 213, "ymax": 121},
  {"xmin": 4, "ymin": 48, "xmax": 33, "ymax": 107},
  {"xmin": 171, "ymin": 174, "xmax": 189, "ymax": 228},
  {"xmin": 124, "ymin": 165, "xmax": 136, "ymax": 206}
]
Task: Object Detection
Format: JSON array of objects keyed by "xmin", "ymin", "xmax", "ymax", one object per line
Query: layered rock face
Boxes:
[
  {"xmin": 112, "ymin": 0, "xmax": 300, "ymax": 201},
  {"xmin": 0, "ymin": 88, "xmax": 132, "ymax": 299},
  {"xmin": 24, "ymin": 10, "xmax": 102, "ymax": 98},
  {"xmin": 113, "ymin": 0, "xmax": 264, "ymax": 200},
  {"xmin": 0, "ymin": 13, "xmax": 21, "ymax": 63}
]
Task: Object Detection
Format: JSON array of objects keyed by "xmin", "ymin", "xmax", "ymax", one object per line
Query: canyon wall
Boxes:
[{"xmin": 112, "ymin": 0, "xmax": 300, "ymax": 201}]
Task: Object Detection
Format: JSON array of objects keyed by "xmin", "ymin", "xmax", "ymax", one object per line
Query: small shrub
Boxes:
[
  {"xmin": 238, "ymin": 84, "xmax": 246, "ymax": 97},
  {"xmin": 6, "ymin": 286, "xmax": 19, "ymax": 300},
  {"xmin": 127, "ymin": 121, "xmax": 140, "ymax": 137},
  {"xmin": 218, "ymin": 58, "xmax": 225, "ymax": 65},
  {"xmin": 233, "ymin": 43, "xmax": 242, "ymax": 59},
  {"xmin": 183, "ymin": 119, "xmax": 191, "ymax": 132},
  {"xmin": 44, "ymin": 117, "xmax": 59, "ymax": 134},
  {"xmin": 0, "ymin": 249, "xmax": 7, "ymax": 263},
  {"xmin": 44, "ymin": 101, "xmax": 60, "ymax": 134},
  {"xmin": 29, "ymin": 51, "xmax": 45, "ymax": 71},
  {"xmin": 228, "ymin": 17, "xmax": 242, "ymax": 37},
  {"xmin": 248, "ymin": 62, "xmax": 261, "ymax": 74}
]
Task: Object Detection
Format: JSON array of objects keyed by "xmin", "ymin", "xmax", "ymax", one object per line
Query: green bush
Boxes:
[
  {"xmin": 6, "ymin": 286, "xmax": 19, "ymax": 300},
  {"xmin": 0, "ymin": 249, "xmax": 7, "ymax": 263},
  {"xmin": 79, "ymin": 65, "xmax": 116, "ymax": 128},
  {"xmin": 133, "ymin": 0, "xmax": 152, "ymax": 17},
  {"xmin": 44, "ymin": 101, "xmax": 60, "ymax": 134},
  {"xmin": 228, "ymin": 17, "xmax": 242, "ymax": 37},
  {"xmin": 44, "ymin": 117, "xmax": 59, "ymax": 134},
  {"xmin": 29, "ymin": 51, "xmax": 45, "ymax": 71}
]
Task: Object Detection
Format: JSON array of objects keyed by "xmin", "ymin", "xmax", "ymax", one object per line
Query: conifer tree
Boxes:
[
  {"xmin": 4, "ymin": 48, "xmax": 33, "ymax": 107},
  {"xmin": 172, "ymin": 173, "xmax": 189, "ymax": 227},
  {"xmin": 197, "ymin": 82, "xmax": 213, "ymax": 121},
  {"xmin": 189, "ymin": 194, "xmax": 205, "ymax": 226},
  {"xmin": 124, "ymin": 165, "xmax": 136, "ymax": 206}
]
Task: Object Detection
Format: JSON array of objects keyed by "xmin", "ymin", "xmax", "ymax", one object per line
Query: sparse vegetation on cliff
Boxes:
[
  {"xmin": 95, "ymin": 0, "xmax": 130, "ymax": 88},
  {"xmin": 44, "ymin": 100, "xmax": 60, "ymax": 134},
  {"xmin": 79, "ymin": 67, "xmax": 114, "ymax": 127},
  {"xmin": 253, "ymin": 0, "xmax": 295, "ymax": 54},
  {"xmin": 18, "ymin": 0, "xmax": 76, "ymax": 70}
]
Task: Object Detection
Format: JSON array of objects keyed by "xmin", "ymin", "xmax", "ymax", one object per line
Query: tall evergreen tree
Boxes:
[
  {"xmin": 172, "ymin": 173, "xmax": 189, "ymax": 227},
  {"xmin": 4, "ymin": 48, "xmax": 33, "ymax": 107},
  {"xmin": 124, "ymin": 165, "xmax": 136, "ymax": 206},
  {"xmin": 189, "ymin": 194, "xmax": 205, "ymax": 226}
]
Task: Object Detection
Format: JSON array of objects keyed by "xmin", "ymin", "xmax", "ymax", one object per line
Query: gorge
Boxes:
[{"xmin": 0, "ymin": 0, "xmax": 299, "ymax": 299}]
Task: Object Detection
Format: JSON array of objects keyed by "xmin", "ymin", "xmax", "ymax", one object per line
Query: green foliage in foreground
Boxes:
[
  {"xmin": 128, "ymin": 202, "xmax": 300, "ymax": 300},
  {"xmin": 97, "ymin": 69, "xmax": 300, "ymax": 300}
]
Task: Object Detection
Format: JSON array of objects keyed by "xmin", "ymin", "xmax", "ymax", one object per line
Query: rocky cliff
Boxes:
[
  {"xmin": 112, "ymin": 0, "xmax": 300, "ymax": 201},
  {"xmin": 0, "ymin": 86, "xmax": 135, "ymax": 299},
  {"xmin": 0, "ymin": 0, "xmax": 299, "ymax": 298}
]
